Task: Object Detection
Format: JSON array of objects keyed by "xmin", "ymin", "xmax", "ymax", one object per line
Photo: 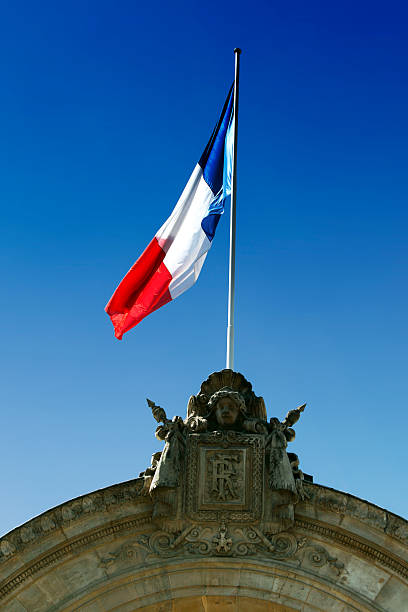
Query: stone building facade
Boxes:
[{"xmin": 1, "ymin": 370, "xmax": 407, "ymax": 611}]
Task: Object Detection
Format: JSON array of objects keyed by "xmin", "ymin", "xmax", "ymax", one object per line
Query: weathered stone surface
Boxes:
[
  {"xmin": 1, "ymin": 482, "xmax": 407, "ymax": 610},
  {"xmin": 374, "ymin": 576, "xmax": 408, "ymax": 611}
]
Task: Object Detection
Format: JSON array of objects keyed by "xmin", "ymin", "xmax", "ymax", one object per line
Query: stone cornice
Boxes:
[
  {"xmin": 0, "ymin": 479, "xmax": 407, "ymax": 570},
  {"xmin": 0, "ymin": 510, "xmax": 407, "ymax": 604},
  {"xmin": 302, "ymin": 482, "xmax": 408, "ymax": 547},
  {"xmin": 0, "ymin": 514, "xmax": 152, "ymax": 601},
  {"xmin": 0, "ymin": 477, "xmax": 144, "ymax": 562},
  {"xmin": 295, "ymin": 516, "xmax": 408, "ymax": 581}
]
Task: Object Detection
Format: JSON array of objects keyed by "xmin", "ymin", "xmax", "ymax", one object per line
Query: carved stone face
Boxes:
[{"xmin": 215, "ymin": 397, "xmax": 240, "ymax": 427}]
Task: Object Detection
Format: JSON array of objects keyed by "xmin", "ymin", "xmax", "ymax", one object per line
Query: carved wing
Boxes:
[
  {"xmin": 146, "ymin": 398, "xmax": 167, "ymax": 423},
  {"xmin": 186, "ymin": 395, "xmax": 197, "ymax": 418}
]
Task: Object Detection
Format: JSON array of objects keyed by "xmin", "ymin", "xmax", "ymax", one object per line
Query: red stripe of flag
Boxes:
[{"xmin": 105, "ymin": 238, "xmax": 172, "ymax": 339}]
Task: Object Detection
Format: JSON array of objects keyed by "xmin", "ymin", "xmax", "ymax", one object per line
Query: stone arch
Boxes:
[
  {"xmin": 0, "ymin": 479, "xmax": 407, "ymax": 610},
  {"xmin": 55, "ymin": 559, "xmax": 381, "ymax": 611}
]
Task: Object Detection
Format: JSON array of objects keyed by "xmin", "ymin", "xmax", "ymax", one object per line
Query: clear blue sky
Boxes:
[{"xmin": 1, "ymin": 1, "xmax": 407, "ymax": 536}]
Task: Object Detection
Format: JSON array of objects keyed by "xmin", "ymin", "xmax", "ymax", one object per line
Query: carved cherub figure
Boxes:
[
  {"xmin": 214, "ymin": 394, "xmax": 240, "ymax": 427},
  {"xmin": 207, "ymin": 388, "xmax": 245, "ymax": 429},
  {"xmin": 192, "ymin": 387, "xmax": 268, "ymax": 433}
]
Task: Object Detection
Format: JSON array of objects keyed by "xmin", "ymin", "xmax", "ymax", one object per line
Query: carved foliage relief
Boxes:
[{"xmin": 99, "ymin": 523, "xmax": 345, "ymax": 579}]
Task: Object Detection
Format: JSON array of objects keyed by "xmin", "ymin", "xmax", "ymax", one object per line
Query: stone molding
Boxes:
[
  {"xmin": 302, "ymin": 483, "xmax": 408, "ymax": 545},
  {"xmin": 295, "ymin": 517, "xmax": 408, "ymax": 580},
  {"xmin": 61, "ymin": 562, "xmax": 371, "ymax": 612},
  {"xmin": 2, "ymin": 480, "xmax": 407, "ymax": 566},
  {"xmin": 0, "ymin": 514, "xmax": 151, "ymax": 601},
  {"xmin": 1, "ymin": 480, "xmax": 408, "ymax": 608},
  {"xmin": 0, "ymin": 478, "xmax": 144, "ymax": 563},
  {"xmin": 1, "ymin": 504, "xmax": 408, "ymax": 603}
]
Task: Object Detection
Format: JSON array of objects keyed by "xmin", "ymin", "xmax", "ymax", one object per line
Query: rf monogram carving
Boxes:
[
  {"xmin": 185, "ymin": 434, "xmax": 263, "ymax": 522},
  {"xmin": 203, "ymin": 446, "xmax": 246, "ymax": 510},
  {"xmin": 211, "ymin": 453, "xmax": 240, "ymax": 501}
]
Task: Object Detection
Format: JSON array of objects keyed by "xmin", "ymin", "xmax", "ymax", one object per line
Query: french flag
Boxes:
[{"xmin": 106, "ymin": 85, "xmax": 235, "ymax": 339}]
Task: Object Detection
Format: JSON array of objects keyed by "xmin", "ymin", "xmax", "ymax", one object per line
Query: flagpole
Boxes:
[{"xmin": 226, "ymin": 48, "xmax": 241, "ymax": 370}]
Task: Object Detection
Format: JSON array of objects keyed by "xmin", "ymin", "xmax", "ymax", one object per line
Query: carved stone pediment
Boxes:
[
  {"xmin": 4, "ymin": 370, "xmax": 408, "ymax": 611},
  {"xmin": 141, "ymin": 369, "xmax": 308, "ymax": 534}
]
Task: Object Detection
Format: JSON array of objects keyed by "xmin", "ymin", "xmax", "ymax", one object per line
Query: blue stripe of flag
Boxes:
[
  {"xmin": 199, "ymin": 85, "xmax": 234, "ymax": 242},
  {"xmin": 198, "ymin": 85, "xmax": 234, "ymax": 195}
]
